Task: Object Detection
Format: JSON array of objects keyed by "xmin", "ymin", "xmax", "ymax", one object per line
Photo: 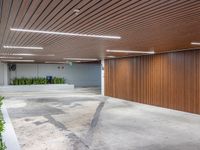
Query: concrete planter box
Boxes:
[
  {"xmin": 0, "ymin": 84, "xmax": 74, "ymax": 92},
  {"xmin": 2, "ymin": 105, "xmax": 21, "ymax": 150}
]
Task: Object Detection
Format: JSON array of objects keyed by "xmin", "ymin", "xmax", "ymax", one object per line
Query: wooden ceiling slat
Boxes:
[
  {"xmin": 52, "ymin": 0, "xmax": 195, "ymax": 41},
  {"xmin": 102, "ymin": 0, "xmax": 199, "ymax": 34},
  {"xmin": 28, "ymin": 1, "xmax": 177, "ymax": 46},
  {"xmin": 6, "ymin": 0, "xmax": 32, "ymax": 44},
  {"xmin": 23, "ymin": 0, "xmax": 156, "ymax": 46},
  {"xmin": 19, "ymin": 0, "xmax": 105, "ymax": 47},
  {"xmin": 1, "ymin": 0, "xmax": 200, "ymax": 61},
  {"xmin": 119, "ymin": 9, "xmax": 200, "ymax": 39},
  {"xmin": 45, "ymin": 12, "xmax": 198, "ymax": 55},
  {"xmin": 36, "ymin": 0, "xmax": 82, "ymax": 30},
  {"xmin": 78, "ymin": 0, "xmax": 191, "ymax": 34},
  {"xmin": 17, "ymin": 0, "xmax": 85, "ymax": 46},
  {"xmin": 30, "ymin": 0, "xmax": 146, "ymax": 45},
  {"xmin": 0, "ymin": 0, "xmax": 13, "ymax": 52},
  {"xmin": 67, "ymin": 0, "xmax": 160, "ymax": 33},
  {"xmin": 31, "ymin": 0, "xmax": 189, "ymax": 46},
  {"xmin": 14, "ymin": 0, "xmax": 63, "ymax": 46},
  {"xmin": 1, "ymin": 0, "xmax": 23, "ymax": 54},
  {"xmin": 105, "ymin": 9, "xmax": 200, "ymax": 46},
  {"xmin": 55, "ymin": 0, "xmax": 117, "ymax": 31},
  {"xmin": 5, "ymin": 0, "xmax": 33, "ymax": 47},
  {"xmin": 47, "ymin": 0, "xmax": 102, "ymax": 31},
  {"xmin": 11, "ymin": 0, "xmax": 53, "ymax": 46},
  {"xmin": 80, "ymin": 0, "xmax": 179, "ymax": 33},
  {"xmin": 14, "ymin": 0, "xmax": 76, "ymax": 46}
]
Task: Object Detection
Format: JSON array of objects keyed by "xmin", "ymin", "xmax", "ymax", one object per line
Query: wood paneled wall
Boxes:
[{"xmin": 105, "ymin": 50, "xmax": 200, "ymax": 114}]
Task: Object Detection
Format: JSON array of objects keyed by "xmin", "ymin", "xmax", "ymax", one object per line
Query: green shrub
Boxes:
[
  {"xmin": 0, "ymin": 97, "xmax": 3, "ymax": 108},
  {"xmin": 0, "ymin": 119, "xmax": 4, "ymax": 134},
  {"xmin": 0, "ymin": 96, "xmax": 6, "ymax": 150},
  {"xmin": 52, "ymin": 77, "xmax": 65, "ymax": 84},
  {"xmin": 12, "ymin": 77, "xmax": 64, "ymax": 85},
  {"xmin": 0, "ymin": 139, "xmax": 6, "ymax": 150}
]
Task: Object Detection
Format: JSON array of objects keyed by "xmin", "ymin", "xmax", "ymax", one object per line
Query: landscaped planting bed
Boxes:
[
  {"xmin": 0, "ymin": 96, "xmax": 6, "ymax": 150},
  {"xmin": 12, "ymin": 77, "xmax": 65, "ymax": 85}
]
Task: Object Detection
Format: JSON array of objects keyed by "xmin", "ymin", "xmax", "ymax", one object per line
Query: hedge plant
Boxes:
[
  {"xmin": 12, "ymin": 77, "xmax": 65, "ymax": 85},
  {"xmin": 0, "ymin": 96, "xmax": 6, "ymax": 150},
  {"xmin": 52, "ymin": 77, "xmax": 65, "ymax": 84}
]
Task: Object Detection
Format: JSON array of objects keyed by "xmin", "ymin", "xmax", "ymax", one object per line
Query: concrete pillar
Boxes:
[
  {"xmin": 3, "ymin": 63, "xmax": 8, "ymax": 85},
  {"xmin": 101, "ymin": 59, "xmax": 105, "ymax": 95}
]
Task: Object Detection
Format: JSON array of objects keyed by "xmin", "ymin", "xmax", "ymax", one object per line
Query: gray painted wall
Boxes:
[{"xmin": 9, "ymin": 63, "xmax": 101, "ymax": 87}]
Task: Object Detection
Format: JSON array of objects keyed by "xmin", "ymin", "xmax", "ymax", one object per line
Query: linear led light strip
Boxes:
[
  {"xmin": 106, "ymin": 56, "xmax": 116, "ymax": 58},
  {"xmin": 1, "ymin": 59, "xmax": 35, "ymax": 62},
  {"xmin": 0, "ymin": 53, "xmax": 55, "ymax": 56},
  {"xmin": 45, "ymin": 61, "xmax": 66, "ymax": 64},
  {"xmin": 191, "ymin": 42, "xmax": 200, "ymax": 45},
  {"xmin": 0, "ymin": 56, "xmax": 23, "ymax": 59},
  {"xmin": 10, "ymin": 28, "xmax": 121, "ymax": 39},
  {"xmin": 106, "ymin": 50, "xmax": 155, "ymax": 54},
  {"xmin": 3, "ymin": 46, "xmax": 43, "ymax": 49},
  {"xmin": 64, "ymin": 58, "xmax": 98, "ymax": 61}
]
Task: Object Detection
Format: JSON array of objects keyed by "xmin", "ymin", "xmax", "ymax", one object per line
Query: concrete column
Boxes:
[
  {"xmin": 3, "ymin": 63, "xmax": 8, "ymax": 85},
  {"xmin": 101, "ymin": 59, "xmax": 105, "ymax": 95}
]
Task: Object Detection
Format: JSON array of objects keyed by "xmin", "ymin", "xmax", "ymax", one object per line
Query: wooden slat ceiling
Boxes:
[{"xmin": 0, "ymin": 0, "xmax": 200, "ymax": 62}]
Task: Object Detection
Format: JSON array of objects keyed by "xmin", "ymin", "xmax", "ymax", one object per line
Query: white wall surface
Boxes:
[{"xmin": 9, "ymin": 63, "xmax": 101, "ymax": 87}]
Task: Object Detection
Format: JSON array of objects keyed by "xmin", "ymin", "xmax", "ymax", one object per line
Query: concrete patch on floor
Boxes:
[
  {"xmin": 3, "ymin": 89, "xmax": 200, "ymax": 150},
  {"xmin": 11, "ymin": 116, "xmax": 72, "ymax": 150},
  {"xmin": 4, "ymin": 89, "xmax": 105, "ymax": 150}
]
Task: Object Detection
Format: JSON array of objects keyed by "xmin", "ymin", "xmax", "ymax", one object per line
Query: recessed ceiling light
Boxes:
[
  {"xmin": 3, "ymin": 45, "xmax": 43, "ymax": 49},
  {"xmin": 10, "ymin": 28, "xmax": 121, "ymax": 39},
  {"xmin": 63, "ymin": 58, "xmax": 98, "ymax": 61},
  {"xmin": 74, "ymin": 9, "xmax": 80, "ymax": 15},
  {"xmin": 191, "ymin": 42, "xmax": 200, "ymax": 45},
  {"xmin": 0, "ymin": 56, "xmax": 23, "ymax": 59},
  {"xmin": 106, "ymin": 50, "xmax": 155, "ymax": 54},
  {"xmin": 1, "ymin": 59, "xmax": 35, "ymax": 62}
]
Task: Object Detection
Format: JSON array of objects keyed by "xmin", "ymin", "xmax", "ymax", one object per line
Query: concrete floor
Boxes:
[{"xmin": 2, "ymin": 88, "xmax": 200, "ymax": 150}]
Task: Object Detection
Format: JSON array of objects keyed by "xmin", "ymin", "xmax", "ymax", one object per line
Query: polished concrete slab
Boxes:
[{"xmin": 2, "ymin": 88, "xmax": 200, "ymax": 150}]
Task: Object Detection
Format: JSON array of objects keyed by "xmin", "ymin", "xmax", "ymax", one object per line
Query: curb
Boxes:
[{"xmin": 2, "ymin": 104, "xmax": 21, "ymax": 150}]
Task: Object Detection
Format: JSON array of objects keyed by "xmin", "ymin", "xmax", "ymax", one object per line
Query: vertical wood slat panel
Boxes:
[
  {"xmin": 198, "ymin": 51, "xmax": 200, "ymax": 114},
  {"xmin": 105, "ymin": 50, "xmax": 200, "ymax": 114}
]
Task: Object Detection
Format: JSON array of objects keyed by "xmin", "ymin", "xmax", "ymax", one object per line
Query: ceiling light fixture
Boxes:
[
  {"xmin": 0, "ymin": 56, "xmax": 23, "ymax": 59},
  {"xmin": 106, "ymin": 50, "xmax": 155, "ymax": 54},
  {"xmin": 74, "ymin": 9, "xmax": 80, "ymax": 15},
  {"xmin": 63, "ymin": 58, "xmax": 98, "ymax": 61},
  {"xmin": 3, "ymin": 45, "xmax": 43, "ymax": 49},
  {"xmin": 106, "ymin": 56, "xmax": 116, "ymax": 58},
  {"xmin": 45, "ymin": 61, "xmax": 66, "ymax": 64},
  {"xmin": 0, "ymin": 53, "xmax": 55, "ymax": 56},
  {"xmin": 10, "ymin": 28, "xmax": 121, "ymax": 39},
  {"xmin": 191, "ymin": 42, "xmax": 200, "ymax": 45},
  {"xmin": 1, "ymin": 59, "xmax": 35, "ymax": 62},
  {"xmin": 74, "ymin": 61, "xmax": 81, "ymax": 63}
]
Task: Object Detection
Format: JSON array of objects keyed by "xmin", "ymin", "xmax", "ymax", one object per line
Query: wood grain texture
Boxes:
[
  {"xmin": 105, "ymin": 50, "xmax": 200, "ymax": 114},
  {"xmin": 1, "ymin": 0, "xmax": 200, "ymax": 62}
]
